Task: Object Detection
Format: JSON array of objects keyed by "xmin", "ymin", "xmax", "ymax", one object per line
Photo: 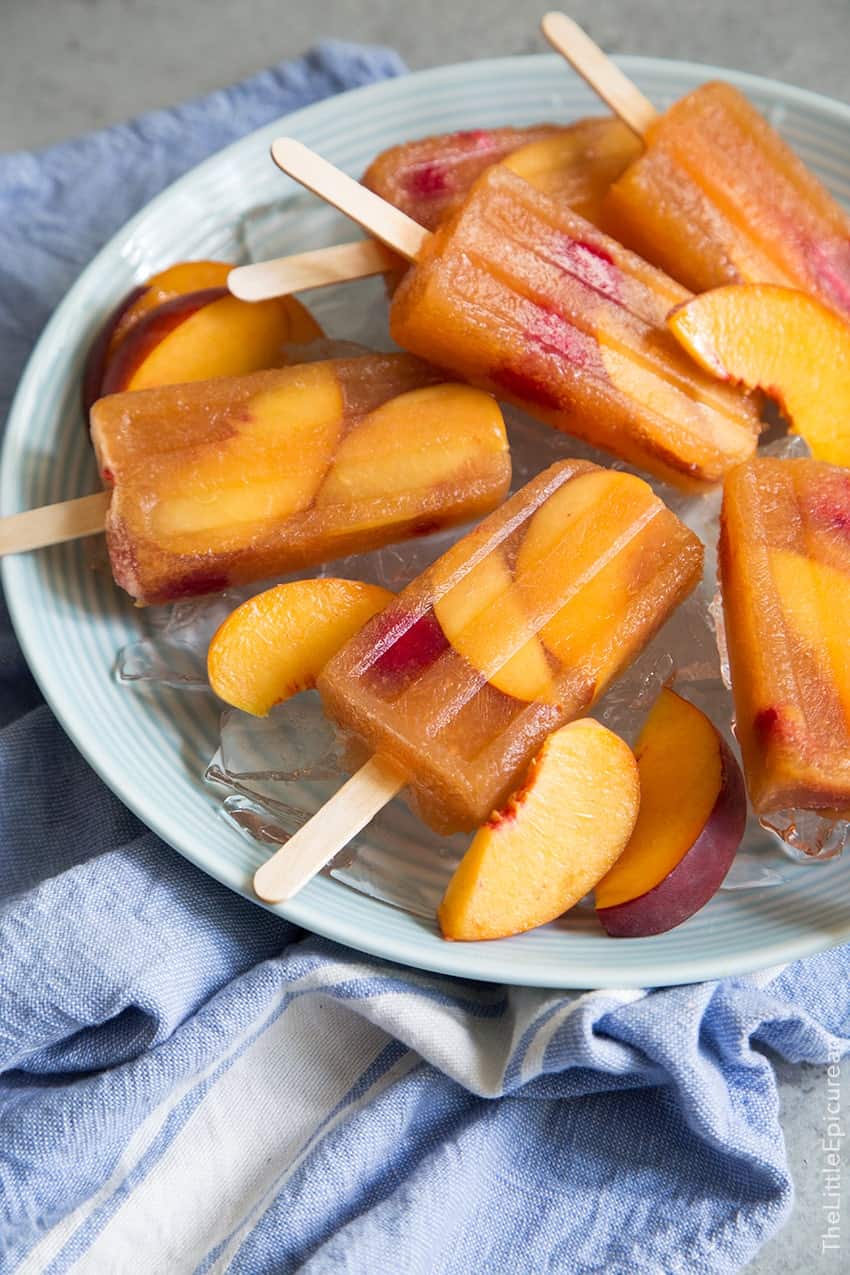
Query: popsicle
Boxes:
[
  {"xmin": 501, "ymin": 116, "xmax": 641, "ymax": 224},
  {"xmin": 719, "ymin": 456, "xmax": 850, "ymax": 817},
  {"xmin": 389, "ymin": 163, "xmax": 760, "ymax": 489},
  {"xmin": 228, "ymin": 116, "xmax": 640, "ymax": 306},
  {"xmin": 89, "ymin": 353, "xmax": 511, "ymax": 606},
  {"xmin": 541, "ymin": 15, "xmax": 850, "ymax": 315},
  {"xmin": 362, "ymin": 123, "xmax": 561, "ymax": 232},
  {"xmin": 363, "ymin": 117, "xmax": 641, "ymax": 232},
  {"xmin": 602, "ymin": 83, "xmax": 850, "ymax": 314},
  {"xmin": 316, "ymin": 460, "xmax": 703, "ymax": 836}
]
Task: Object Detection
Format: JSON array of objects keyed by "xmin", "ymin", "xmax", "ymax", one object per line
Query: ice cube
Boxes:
[
  {"xmin": 218, "ymin": 695, "xmax": 342, "ymax": 783},
  {"xmin": 760, "ymin": 809, "xmax": 848, "ymax": 861},
  {"xmin": 116, "ymin": 638, "xmax": 209, "ymax": 689},
  {"xmin": 720, "ymin": 851, "xmax": 786, "ymax": 890}
]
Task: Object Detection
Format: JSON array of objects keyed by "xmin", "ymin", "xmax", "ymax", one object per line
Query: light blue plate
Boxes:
[{"xmin": 3, "ymin": 55, "xmax": 850, "ymax": 988}]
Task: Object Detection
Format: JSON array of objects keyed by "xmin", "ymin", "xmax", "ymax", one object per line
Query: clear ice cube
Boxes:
[{"xmin": 760, "ymin": 809, "xmax": 849, "ymax": 861}]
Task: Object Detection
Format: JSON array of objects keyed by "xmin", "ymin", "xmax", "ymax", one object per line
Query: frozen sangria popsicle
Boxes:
[
  {"xmin": 364, "ymin": 117, "xmax": 641, "ymax": 232},
  {"xmin": 390, "ymin": 164, "xmax": 760, "ymax": 489},
  {"xmin": 602, "ymin": 82, "xmax": 850, "ymax": 316},
  {"xmin": 362, "ymin": 123, "xmax": 561, "ymax": 232},
  {"xmin": 720, "ymin": 456, "xmax": 850, "ymax": 816},
  {"xmin": 91, "ymin": 353, "xmax": 511, "ymax": 606},
  {"xmin": 318, "ymin": 460, "xmax": 703, "ymax": 834}
]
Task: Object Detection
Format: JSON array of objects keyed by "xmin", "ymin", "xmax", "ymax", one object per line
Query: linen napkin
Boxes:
[{"xmin": 1, "ymin": 40, "xmax": 848, "ymax": 1275}]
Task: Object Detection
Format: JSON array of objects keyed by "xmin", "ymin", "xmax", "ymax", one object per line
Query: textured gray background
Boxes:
[
  {"xmin": 2, "ymin": 0, "xmax": 850, "ymax": 149},
  {"xmin": 2, "ymin": 1, "xmax": 848, "ymax": 1271}
]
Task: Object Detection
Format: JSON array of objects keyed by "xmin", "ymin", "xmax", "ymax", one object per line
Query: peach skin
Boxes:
[{"xmin": 595, "ymin": 688, "xmax": 746, "ymax": 938}]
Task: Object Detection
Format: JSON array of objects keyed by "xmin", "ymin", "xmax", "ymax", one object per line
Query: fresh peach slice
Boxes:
[
  {"xmin": 208, "ymin": 578, "xmax": 393, "ymax": 715},
  {"xmin": 101, "ymin": 290, "xmax": 323, "ymax": 397},
  {"xmin": 595, "ymin": 688, "xmax": 746, "ymax": 938},
  {"xmin": 433, "ymin": 549, "xmax": 555, "ymax": 703},
  {"xmin": 149, "ymin": 363, "xmax": 344, "ymax": 552},
  {"xmin": 110, "ymin": 260, "xmax": 234, "ymax": 352},
  {"xmin": 438, "ymin": 718, "xmax": 639, "ymax": 941},
  {"xmin": 84, "ymin": 262, "xmax": 233, "ymax": 411},
  {"xmin": 102, "ymin": 260, "xmax": 318, "ymax": 371},
  {"xmin": 668, "ymin": 284, "xmax": 850, "ymax": 465},
  {"xmin": 502, "ymin": 118, "xmax": 642, "ymax": 223},
  {"xmin": 315, "ymin": 384, "xmax": 508, "ymax": 509}
]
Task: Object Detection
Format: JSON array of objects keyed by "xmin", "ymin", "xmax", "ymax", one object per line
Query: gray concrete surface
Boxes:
[
  {"xmin": 2, "ymin": 0, "xmax": 850, "ymax": 150},
  {"xmin": 1, "ymin": 1, "xmax": 848, "ymax": 1271}
]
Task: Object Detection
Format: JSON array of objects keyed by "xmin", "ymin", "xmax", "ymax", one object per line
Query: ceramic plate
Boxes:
[{"xmin": 4, "ymin": 54, "xmax": 850, "ymax": 987}]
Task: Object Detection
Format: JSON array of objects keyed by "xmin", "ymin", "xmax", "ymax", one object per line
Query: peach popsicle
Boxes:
[
  {"xmin": 363, "ymin": 117, "xmax": 640, "ymax": 232},
  {"xmin": 390, "ymin": 163, "xmax": 761, "ymax": 489},
  {"xmin": 318, "ymin": 460, "xmax": 703, "ymax": 835},
  {"xmin": 719, "ymin": 456, "xmax": 850, "ymax": 817},
  {"xmin": 602, "ymin": 82, "xmax": 850, "ymax": 316},
  {"xmin": 90, "ymin": 353, "xmax": 511, "ymax": 606}
]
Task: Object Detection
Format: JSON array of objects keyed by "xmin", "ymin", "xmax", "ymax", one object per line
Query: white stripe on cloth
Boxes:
[
  {"xmin": 69, "ymin": 995, "xmax": 393, "ymax": 1274},
  {"xmin": 206, "ymin": 1050, "xmax": 420, "ymax": 1274},
  {"xmin": 19, "ymin": 961, "xmax": 389, "ymax": 1275}
]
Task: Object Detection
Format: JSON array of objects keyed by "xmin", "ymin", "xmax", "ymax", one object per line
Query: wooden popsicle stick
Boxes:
[
  {"xmin": 270, "ymin": 139, "xmax": 431, "ymax": 264},
  {"xmin": 0, "ymin": 490, "xmax": 108, "ymax": 556},
  {"xmin": 541, "ymin": 12, "xmax": 659, "ymax": 137},
  {"xmin": 228, "ymin": 238, "xmax": 396, "ymax": 303},
  {"xmin": 253, "ymin": 754, "xmax": 407, "ymax": 903}
]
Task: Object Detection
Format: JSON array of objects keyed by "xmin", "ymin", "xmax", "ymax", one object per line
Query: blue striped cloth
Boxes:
[{"xmin": 0, "ymin": 41, "xmax": 848, "ymax": 1275}]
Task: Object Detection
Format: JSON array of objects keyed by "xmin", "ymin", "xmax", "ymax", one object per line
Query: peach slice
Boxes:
[
  {"xmin": 438, "ymin": 718, "xmax": 639, "ymax": 941},
  {"xmin": 148, "ymin": 362, "xmax": 344, "ymax": 552},
  {"xmin": 315, "ymin": 384, "xmax": 507, "ymax": 509},
  {"xmin": 502, "ymin": 118, "xmax": 642, "ymax": 223},
  {"xmin": 109, "ymin": 260, "xmax": 234, "ymax": 353},
  {"xmin": 595, "ymin": 688, "xmax": 747, "ymax": 938},
  {"xmin": 82, "ymin": 261, "xmax": 234, "ymax": 413},
  {"xmin": 208, "ymin": 578, "xmax": 393, "ymax": 715},
  {"xmin": 516, "ymin": 468, "xmax": 660, "ymax": 688},
  {"xmin": 770, "ymin": 548, "xmax": 850, "ymax": 726},
  {"xmin": 667, "ymin": 284, "xmax": 850, "ymax": 465},
  {"xmin": 100, "ymin": 289, "xmax": 323, "ymax": 397},
  {"xmin": 433, "ymin": 549, "xmax": 555, "ymax": 703},
  {"xmin": 82, "ymin": 285, "xmax": 148, "ymax": 415}
]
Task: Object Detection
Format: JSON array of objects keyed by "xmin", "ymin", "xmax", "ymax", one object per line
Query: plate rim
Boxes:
[{"xmin": 4, "ymin": 52, "xmax": 850, "ymax": 989}]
